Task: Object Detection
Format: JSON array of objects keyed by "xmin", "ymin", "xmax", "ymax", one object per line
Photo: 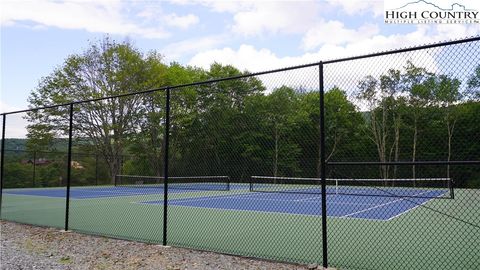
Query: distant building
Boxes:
[
  {"xmin": 20, "ymin": 159, "xmax": 84, "ymax": 169},
  {"xmin": 21, "ymin": 158, "xmax": 52, "ymax": 166},
  {"xmin": 71, "ymin": 161, "xmax": 84, "ymax": 169}
]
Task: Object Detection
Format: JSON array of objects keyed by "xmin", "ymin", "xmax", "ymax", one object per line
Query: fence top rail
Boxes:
[
  {"xmin": 1, "ymin": 36, "xmax": 478, "ymax": 116},
  {"xmin": 328, "ymin": 160, "xmax": 480, "ymax": 165}
]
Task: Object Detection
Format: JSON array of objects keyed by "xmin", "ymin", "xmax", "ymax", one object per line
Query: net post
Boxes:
[
  {"xmin": 319, "ymin": 62, "xmax": 328, "ymax": 268},
  {"xmin": 163, "ymin": 87, "xmax": 171, "ymax": 246},
  {"xmin": 449, "ymin": 178, "xmax": 454, "ymax": 199},
  {"xmin": 227, "ymin": 176, "xmax": 231, "ymax": 191},
  {"xmin": 0, "ymin": 114, "xmax": 6, "ymax": 216},
  {"xmin": 65, "ymin": 103, "xmax": 74, "ymax": 231}
]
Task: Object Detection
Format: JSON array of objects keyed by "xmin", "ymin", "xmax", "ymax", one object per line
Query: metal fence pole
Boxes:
[
  {"xmin": 95, "ymin": 153, "xmax": 98, "ymax": 186},
  {"xmin": 319, "ymin": 62, "xmax": 328, "ymax": 268},
  {"xmin": 33, "ymin": 151, "xmax": 36, "ymax": 187},
  {"xmin": 163, "ymin": 88, "xmax": 171, "ymax": 246},
  {"xmin": 65, "ymin": 103, "xmax": 74, "ymax": 231},
  {"xmin": 120, "ymin": 155, "xmax": 124, "ymax": 175},
  {"xmin": 0, "ymin": 114, "xmax": 6, "ymax": 216}
]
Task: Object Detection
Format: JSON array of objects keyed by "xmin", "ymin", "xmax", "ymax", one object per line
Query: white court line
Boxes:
[
  {"xmin": 137, "ymin": 201, "xmax": 391, "ymax": 222},
  {"xmin": 168, "ymin": 192, "xmax": 323, "ymax": 204},
  {"xmin": 131, "ymin": 198, "xmax": 398, "ymax": 222},
  {"xmin": 74, "ymin": 193, "xmax": 150, "ymax": 198},
  {"xmin": 386, "ymin": 190, "xmax": 447, "ymax": 221},
  {"xmin": 149, "ymin": 192, "xmax": 377, "ymax": 206},
  {"xmin": 160, "ymin": 192, "xmax": 265, "ymax": 204},
  {"xmin": 73, "ymin": 188, "xmax": 159, "ymax": 194},
  {"xmin": 294, "ymin": 196, "xmax": 321, "ymax": 202},
  {"xmin": 6, "ymin": 188, "xmax": 146, "ymax": 195},
  {"xmin": 340, "ymin": 190, "xmax": 433, "ymax": 218},
  {"xmin": 294, "ymin": 195, "xmax": 375, "ymax": 205}
]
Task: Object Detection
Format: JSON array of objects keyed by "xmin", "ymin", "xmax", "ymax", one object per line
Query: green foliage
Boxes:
[
  {"xmin": 17, "ymin": 37, "xmax": 479, "ymax": 189},
  {"xmin": 467, "ymin": 64, "xmax": 480, "ymax": 99}
]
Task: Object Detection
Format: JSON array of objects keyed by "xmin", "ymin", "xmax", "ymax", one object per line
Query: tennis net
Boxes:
[
  {"xmin": 249, "ymin": 176, "xmax": 453, "ymax": 199},
  {"xmin": 115, "ymin": 175, "xmax": 230, "ymax": 191}
]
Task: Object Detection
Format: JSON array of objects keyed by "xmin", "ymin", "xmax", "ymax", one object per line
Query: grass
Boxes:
[{"xmin": 1, "ymin": 187, "xmax": 479, "ymax": 270}]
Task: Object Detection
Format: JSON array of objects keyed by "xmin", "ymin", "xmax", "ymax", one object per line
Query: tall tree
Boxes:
[
  {"xmin": 380, "ymin": 69, "xmax": 404, "ymax": 179},
  {"xmin": 467, "ymin": 64, "xmax": 480, "ymax": 100},
  {"xmin": 25, "ymin": 123, "xmax": 56, "ymax": 153},
  {"xmin": 263, "ymin": 87, "xmax": 302, "ymax": 177},
  {"xmin": 27, "ymin": 37, "xmax": 166, "ymax": 183},
  {"xmin": 402, "ymin": 61, "xmax": 434, "ymax": 179},
  {"xmin": 299, "ymin": 88, "xmax": 363, "ymax": 177},
  {"xmin": 167, "ymin": 63, "xmax": 265, "ymax": 177},
  {"xmin": 124, "ymin": 61, "xmax": 200, "ymax": 177},
  {"xmin": 432, "ymin": 74, "xmax": 462, "ymax": 178},
  {"xmin": 357, "ymin": 75, "xmax": 390, "ymax": 179}
]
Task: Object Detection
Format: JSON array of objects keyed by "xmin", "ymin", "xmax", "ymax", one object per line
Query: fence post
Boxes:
[
  {"xmin": 95, "ymin": 153, "xmax": 98, "ymax": 186},
  {"xmin": 319, "ymin": 62, "xmax": 328, "ymax": 268},
  {"xmin": 0, "ymin": 114, "xmax": 6, "ymax": 216},
  {"xmin": 120, "ymin": 155, "xmax": 124, "ymax": 175},
  {"xmin": 33, "ymin": 151, "xmax": 36, "ymax": 187},
  {"xmin": 163, "ymin": 87, "xmax": 171, "ymax": 246},
  {"xmin": 65, "ymin": 103, "xmax": 74, "ymax": 231}
]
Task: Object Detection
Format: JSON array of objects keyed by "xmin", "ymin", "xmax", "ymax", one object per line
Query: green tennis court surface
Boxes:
[{"xmin": 1, "ymin": 184, "xmax": 479, "ymax": 269}]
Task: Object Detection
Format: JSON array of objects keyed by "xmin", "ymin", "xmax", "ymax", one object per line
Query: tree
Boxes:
[
  {"xmin": 380, "ymin": 69, "xmax": 404, "ymax": 179},
  {"xmin": 167, "ymin": 63, "xmax": 265, "ymax": 178},
  {"xmin": 298, "ymin": 87, "xmax": 363, "ymax": 177},
  {"xmin": 432, "ymin": 74, "xmax": 462, "ymax": 178},
  {"xmin": 467, "ymin": 64, "xmax": 480, "ymax": 100},
  {"xmin": 402, "ymin": 61, "xmax": 434, "ymax": 179},
  {"xmin": 25, "ymin": 123, "xmax": 56, "ymax": 153},
  {"xmin": 27, "ymin": 37, "xmax": 167, "ymax": 183},
  {"xmin": 357, "ymin": 69, "xmax": 403, "ymax": 179},
  {"xmin": 238, "ymin": 86, "xmax": 303, "ymax": 178},
  {"xmin": 263, "ymin": 87, "xmax": 302, "ymax": 177}
]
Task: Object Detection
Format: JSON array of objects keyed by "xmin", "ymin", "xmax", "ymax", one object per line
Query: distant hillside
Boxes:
[{"xmin": 3, "ymin": 138, "xmax": 69, "ymax": 151}]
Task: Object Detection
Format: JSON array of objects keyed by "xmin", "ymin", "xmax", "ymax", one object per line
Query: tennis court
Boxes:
[
  {"xmin": 2, "ymin": 175, "xmax": 479, "ymax": 269},
  {"xmin": 3, "ymin": 176, "xmax": 449, "ymax": 221},
  {"xmin": 1, "ymin": 38, "xmax": 479, "ymax": 270}
]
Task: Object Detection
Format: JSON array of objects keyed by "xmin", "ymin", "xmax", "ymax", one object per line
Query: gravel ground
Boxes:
[{"xmin": 0, "ymin": 221, "xmax": 321, "ymax": 270}]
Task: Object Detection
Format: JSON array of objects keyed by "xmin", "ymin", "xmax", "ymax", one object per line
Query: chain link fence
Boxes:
[{"xmin": 1, "ymin": 37, "xmax": 479, "ymax": 269}]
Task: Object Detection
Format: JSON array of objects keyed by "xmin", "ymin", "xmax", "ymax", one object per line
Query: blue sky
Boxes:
[{"xmin": 1, "ymin": 0, "xmax": 480, "ymax": 113}]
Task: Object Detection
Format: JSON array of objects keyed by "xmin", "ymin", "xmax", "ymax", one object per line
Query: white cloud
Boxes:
[
  {"xmin": 0, "ymin": 102, "xmax": 28, "ymax": 138},
  {"xmin": 0, "ymin": 101, "xmax": 20, "ymax": 114},
  {"xmin": 164, "ymin": 13, "xmax": 199, "ymax": 29},
  {"xmin": 169, "ymin": 0, "xmax": 321, "ymax": 36},
  {"xmin": 190, "ymin": 25, "xmax": 480, "ymax": 71},
  {"xmin": 189, "ymin": 44, "xmax": 321, "ymax": 93},
  {"xmin": 2, "ymin": 113, "xmax": 29, "ymax": 139},
  {"xmin": 168, "ymin": 0, "xmax": 252, "ymax": 13},
  {"xmin": 327, "ymin": 0, "xmax": 383, "ymax": 17},
  {"xmin": 1, "ymin": 0, "xmax": 170, "ymax": 39},
  {"xmin": 230, "ymin": 1, "xmax": 320, "ymax": 36},
  {"xmin": 188, "ymin": 25, "xmax": 479, "ymax": 94},
  {"xmin": 302, "ymin": 21, "xmax": 379, "ymax": 50},
  {"xmin": 162, "ymin": 35, "xmax": 227, "ymax": 62},
  {"xmin": 189, "ymin": 44, "xmax": 286, "ymax": 72}
]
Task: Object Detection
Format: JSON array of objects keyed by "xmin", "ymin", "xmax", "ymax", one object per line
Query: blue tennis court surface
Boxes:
[
  {"xmin": 143, "ymin": 190, "xmax": 446, "ymax": 221},
  {"xmin": 3, "ymin": 186, "xmax": 191, "ymax": 199},
  {"xmin": 3, "ymin": 185, "xmax": 446, "ymax": 220},
  {"xmin": 2, "ymin": 184, "xmax": 244, "ymax": 199}
]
